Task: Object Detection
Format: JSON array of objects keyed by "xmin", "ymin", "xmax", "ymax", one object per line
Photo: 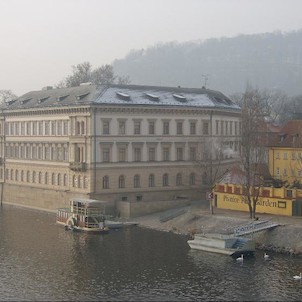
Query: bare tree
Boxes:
[
  {"xmin": 56, "ymin": 62, "xmax": 131, "ymax": 88},
  {"xmin": 0, "ymin": 90, "xmax": 17, "ymax": 104},
  {"xmin": 196, "ymin": 135, "xmax": 238, "ymax": 214},
  {"xmin": 240, "ymin": 87, "xmax": 267, "ymax": 219}
]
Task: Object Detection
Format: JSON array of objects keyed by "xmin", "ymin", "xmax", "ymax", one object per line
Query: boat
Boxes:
[
  {"xmin": 187, "ymin": 233, "xmax": 255, "ymax": 257},
  {"xmin": 57, "ymin": 198, "xmax": 110, "ymax": 234}
]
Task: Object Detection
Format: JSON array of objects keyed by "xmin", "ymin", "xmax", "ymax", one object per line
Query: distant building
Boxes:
[
  {"xmin": 0, "ymin": 84, "xmax": 241, "ymax": 217},
  {"xmin": 269, "ymin": 120, "xmax": 302, "ymax": 185}
]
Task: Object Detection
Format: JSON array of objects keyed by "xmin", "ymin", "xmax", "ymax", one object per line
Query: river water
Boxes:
[{"xmin": 0, "ymin": 205, "xmax": 302, "ymax": 301}]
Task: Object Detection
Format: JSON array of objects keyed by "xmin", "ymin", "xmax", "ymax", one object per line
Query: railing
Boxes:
[{"xmin": 234, "ymin": 220, "xmax": 279, "ymax": 236}]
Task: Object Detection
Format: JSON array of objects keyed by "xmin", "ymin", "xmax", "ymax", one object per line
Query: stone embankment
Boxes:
[{"xmin": 134, "ymin": 202, "xmax": 302, "ymax": 255}]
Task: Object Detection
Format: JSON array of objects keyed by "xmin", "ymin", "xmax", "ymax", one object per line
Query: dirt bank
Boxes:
[{"xmin": 134, "ymin": 202, "xmax": 302, "ymax": 255}]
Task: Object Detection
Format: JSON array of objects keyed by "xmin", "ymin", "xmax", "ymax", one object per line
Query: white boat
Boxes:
[
  {"xmin": 57, "ymin": 198, "xmax": 110, "ymax": 234},
  {"xmin": 187, "ymin": 233, "xmax": 255, "ymax": 257}
]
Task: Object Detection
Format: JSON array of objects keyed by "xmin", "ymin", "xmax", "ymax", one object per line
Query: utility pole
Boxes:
[{"xmin": 202, "ymin": 74, "xmax": 209, "ymax": 88}]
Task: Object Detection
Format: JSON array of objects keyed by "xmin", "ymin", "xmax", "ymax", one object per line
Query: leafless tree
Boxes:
[
  {"xmin": 0, "ymin": 90, "xmax": 17, "ymax": 104},
  {"xmin": 240, "ymin": 87, "xmax": 267, "ymax": 218},
  {"xmin": 56, "ymin": 62, "xmax": 131, "ymax": 88}
]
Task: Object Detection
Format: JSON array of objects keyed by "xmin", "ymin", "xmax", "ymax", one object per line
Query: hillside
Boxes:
[{"xmin": 113, "ymin": 30, "xmax": 302, "ymax": 96}]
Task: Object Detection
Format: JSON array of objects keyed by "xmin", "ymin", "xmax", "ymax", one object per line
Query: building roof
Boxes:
[
  {"xmin": 0, "ymin": 84, "xmax": 240, "ymax": 111},
  {"xmin": 269, "ymin": 120, "xmax": 302, "ymax": 148}
]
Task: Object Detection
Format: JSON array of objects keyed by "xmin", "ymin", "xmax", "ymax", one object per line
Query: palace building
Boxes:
[{"xmin": 0, "ymin": 84, "xmax": 241, "ymax": 217}]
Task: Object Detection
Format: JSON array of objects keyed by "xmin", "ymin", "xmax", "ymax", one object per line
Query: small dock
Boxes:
[{"xmin": 233, "ymin": 220, "xmax": 279, "ymax": 237}]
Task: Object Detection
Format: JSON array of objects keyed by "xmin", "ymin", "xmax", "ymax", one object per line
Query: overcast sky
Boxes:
[{"xmin": 1, "ymin": 0, "xmax": 302, "ymax": 96}]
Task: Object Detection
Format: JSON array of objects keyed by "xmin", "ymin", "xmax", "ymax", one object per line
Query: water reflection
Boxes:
[{"xmin": 0, "ymin": 205, "xmax": 302, "ymax": 301}]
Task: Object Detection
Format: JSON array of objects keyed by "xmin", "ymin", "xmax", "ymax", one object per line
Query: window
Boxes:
[
  {"xmin": 134, "ymin": 148, "xmax": 141, "ymax": 161},
  {"xmin": 103, "ymin": 121, "xmax": 110, "ymax": 135},
  {"xmin": 51, "ymin": 121, "xmax": 56, "ymax": 135},
  {"xmin": 103, "ymin": 148, "xmax": 110, "ymax": 162},
  {"xmin": 190, "ymin": 147, "xmax": 196, "ymax": 161},
  {"xmin": 119, "ymin": 121, "xmax": 126, "ymax": 135},
  {"xmin": 189, "ymin": 173, "xmax": 196, "ymax": 185},
  {"xmin": 134, "ymin": 175, "xmax": 140, "ymax": 188},
  {"xmin": 45, "ymin": 121, "xmax": 50, "ymax": 135},
  {"xmin": 149, "ymin": 147, "xmax": 156, "ymax": 161},
  {"xmin": 176, "ymin": 147, "xmax": 184, "ymax": 161},
  {"xmin": 230, "ymin": 121, "xmax": 233, "ymax": 135},
  {"xmin": 63, "ymin": 121, "xmax": 68, "ymax": 135},
  {"xmin": 276, "ymin": 152, "xmax": 280, "ymax": 159},
  {"xmin": 119, "ymin": 175, "xmax": 125, "ymax": 188},
  {"xmin": 284, "ymin": 152, "xmax": 288, "ymax": 160},
  {"xmin": 276, "ymin": 167, "xmax": 280, "ymax": 177},
  {"xmin": 149, "ymin": 174, "xmax": 155, "ymax": 187},
  {"xmin": 163, "ymin": 148, "xmax": 170, "ymax": 161},
  {"xmin": 163, "ymin": 173, "xmax": 169, "ymax": 186},
  {"xmin": 176, "ymin": 122, "xmax": 183, "ymax": 135},
  {"xmin": 190, "ymin": 121, "xmax": 196, "ymax": 135},
  {"xmin": 134, "ymin": 121, "xmax": 141, "ymax": 135},
  {"xmin": 216, "ymin": 120, "xmax": 219, "ymax": 135},
  {"xmin": 149, "ymin": 121, "xmax": 155, "ymax": 135},
  {"xmin": 118, "ymin": 147, "xmax": 127, "ymax": 162},
  {"xmin": 64, "ymin": 174, "xmax": 68, "ymax": 187},
  {"xmin": 176, "ymin": 173, "xmax": 182, "ymax": 186},
  {"xmin": 163, "ymin": 121, "xmax": 169, "ymax": 135},
  {"xmin": 103, "ymin": 176, "xmax": 109, "ymax": 189},
  {"xmin": 203, "ymin": 121, "xmax": 209, "ymax": 135}
]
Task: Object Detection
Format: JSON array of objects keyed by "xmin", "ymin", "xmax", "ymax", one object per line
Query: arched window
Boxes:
[
  {"xmin": 149, "ymin": 174, "xmax": 155, "ymax": 187},
  {"xmin": 72, "ymin": 175, "xmax": 77, "ymax": 187},
  {"xmin": 189, "ymin": 173, "xmax": 196, "ymax": 186},
  {"xmin": 51, "ymin": 173, "xmax": 55, "ymax": 185},
  {"xmin": 45, "ymin": 172, "xmax": 49, "ymax": 184},
  {"xmin": 103, "ymin": 176, "xmax": 109, "ymax": 189},
  {"xmin": 26, "ymin": 171, "xmax": 30, "ymax": 182},
  {"xmin": 38, "ymin": 172, "xmax": 42, "ymax": 184},
  {"xmin": 21, "ymin": 170, "xmax": 24, "ymax": 182},
  {"xmin": 10, "ymin": 169, "xmax": 13, "ymax": 181},
  {"xmin": 119, "ymin": 175, "xmax": 125, "ymax": 188},
  {"xmin": 32, "ymin": 171, "xmax": 36, "ymax": 183},
  {"xmin": 134, "ymin": 175, "xmax": 140, "ymax": 188},
  {"xmin": 15, "ymin": 170, "xmax": 19, "ymax": 181},
  {"xmin": 83, "ymin": 176, "xmax": 88, "ymax": 188},
  {"xmin": 163, "ymin": 173, "xmax": 169, "ymax": 187},
  {"xmin": 64, "ymin": 174, "xmax": 68, "ymax": 187},
  {"xmin": 176, "ymin": 173, "xmax": 182, "ymax": 186},
  {"xmin": 57, "ymin": 173, "xmax": 61, "ymax": 186},
  {"xmin": 78, "ymin": 176, "xmax": 82, "ymax": 188}
]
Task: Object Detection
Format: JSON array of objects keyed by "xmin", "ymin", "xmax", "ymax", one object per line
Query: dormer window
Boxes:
[
  {"xmin": 116, "ymin": 92, "xmax": 130, "ymax": 101},
  {"xmin": 173, "ymin": 94, "xmax": 187, "ymax": 102},
  {"xmin": 76, "ymin": 93, "xmax": 89, "ymax": 100},
  {"xmin": 57, "ymin": 95, "xmax": 69, "ymax": 102},
  {"xmin": 20, "ymin": 98, "xmax": 32, "ymax": 105},
  {"xmin": 145, "ymin": 93, "xmax": 160, "ymax": 102},
  {"xmin": 37, "ymin": 97, "xmax": 49, "ymax": 104}
]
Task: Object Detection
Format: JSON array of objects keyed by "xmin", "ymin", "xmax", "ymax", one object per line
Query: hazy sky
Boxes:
[{"xmin": 1, "ymin": 0, "xmax": 302, "ymax": 96}]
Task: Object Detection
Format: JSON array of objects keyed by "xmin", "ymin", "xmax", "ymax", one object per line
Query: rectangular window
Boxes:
[
  {"xmin": 63, "ymin": 121, "xmax": 68, "ymax": 135},
  {"xmin": 103, "ymin": 148, "xmax": 110, "ymax": 162},
  {"xmin": 134, "ymin": 148, "xmax": 141, "ymax": 161},
  {"xmin": 216, "ymin": 120, "xmax": 219, "ymax": 135},
  {"xmin": 176, "ymin": 122, "xmax": 183, "ymax": 135},
  {"xmin": 163, "ymin": 122, "xmax": 169, "ymax": 135},
  {"xmin": 45, "ymin": 122, "xmax": 50, "ymax": 135},
  {"xmin": 38, "ymin": 122, "xmax": 43, "ymax": 136},
  {"xmin": 134, "ymin": 121, "xmax": 141, "ymax": 135},
  {"xmin": 32, "ymin": 122, "xmax": 37, "ymax": 136},
  {"xmin": 26, "ymin": 122, "xmax": 31, "ymax": 136},
  {"xmin": 163, "ymin": 148, "xmax": 170, "ymax": 161},
  {"xmin": 234, "ymin": 121, "xmax": 238, "ymax": 135},
  {"xmin": 230, "ymin": 121, "xmax": 233, "ymax": 135},
  {"xmin": 203, "ymin": 122, "xmax": 209, "ymax": 135},
  {"xmin": 176, "ymin": 147, "xmax": 184, "ymax": 161},
  {"xmin": 190, "ymin": 122, "xmax": 196, "ymax": 135},
  {"xmin": 149, "ymin": 121, "xmax": 155, "ymax": 135},
  {"xmin": 276, "ymin": 152, "xmax": 280, "ymax": 159},
  {"xmin": 103, "ymin": 121, "xmax": 110, "ymax": 135},
  {"xmin": 57, "ymin": 121, "xmax": 62, "ymax": 135},
  {"xmin": 119, "ymin": 148, "xmax": 126, "ymax": 162},
  {"xmin": 190, "ymin": 147, "xmax": 196, "ymax": 161},
  {"xmin": 220, "ymin": 121, "xmax": 224, "ymax": 136},
  {"xmin": 51, "ymin": 121, "xmax": 56, "ymax": 136},
  {"xmin": 149, "ymin": 147, "xmax": 156, "ymax": 161},
  {"xmin": 119, "ymin": 121, "xmax": 126, "ymax": 135},
  {"xmin": 284, "ymin": 153, "xmax": 288, "ymax": 160}
]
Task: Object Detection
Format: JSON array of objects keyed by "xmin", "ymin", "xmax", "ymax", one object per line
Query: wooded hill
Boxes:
[{"xmin": 113, "ymin": 30, "xmax": 302, "ymax": 96}]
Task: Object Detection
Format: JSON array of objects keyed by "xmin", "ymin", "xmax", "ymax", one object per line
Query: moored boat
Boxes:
[
  {"xmin": 187, "ymin": 233, "xmax": 255, "ymax": 257},
  {"xmin": 57, "ymin": 198, "xmax": 110, "ymax": 234}
]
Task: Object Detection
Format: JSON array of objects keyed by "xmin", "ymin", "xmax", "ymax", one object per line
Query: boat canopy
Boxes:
[{"xmin": 71, "ymin": 198, "xmax": 110, "ymax": 208}]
